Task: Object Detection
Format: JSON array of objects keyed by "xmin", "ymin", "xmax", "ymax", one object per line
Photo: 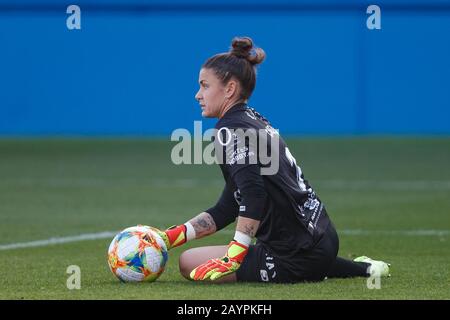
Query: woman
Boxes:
[{"xmin": 153, "ymin": 37, "xmax": 390, "ymax": 283}]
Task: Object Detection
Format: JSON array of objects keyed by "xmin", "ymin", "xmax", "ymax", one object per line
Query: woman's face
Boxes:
[{"xmin": 195, "ymin": 68, "xmax": 228, "ymax": 118}]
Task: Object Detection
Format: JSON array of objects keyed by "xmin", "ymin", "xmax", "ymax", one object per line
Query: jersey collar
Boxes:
[{"xmin": 220, "ymin": 102, "xmax": 248, "ymax": 120}]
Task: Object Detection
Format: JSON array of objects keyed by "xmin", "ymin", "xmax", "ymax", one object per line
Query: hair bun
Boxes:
[
  {"xmin": 231, "ymin": 36, "xmax": 266, "ymax": 66},
  {"xmin": 231, "ymin": 37, "xmax": 253, "ymax": 58}
]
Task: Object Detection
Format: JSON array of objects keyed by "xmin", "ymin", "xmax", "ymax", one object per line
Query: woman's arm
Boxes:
[
  {"xmin": 236, "ymin": 216, "xmax": 260, "ymax": 239},
  {"xmin": 155, "ymin": 212, "xmax": 217, "ymax": 250},
  {"xmin": 188, "ymin": 213, "xmax": 260, "ymax": 242},
  {"xmin": 187, "ymin": 211, "xmax": 217, "ymax": 239}
]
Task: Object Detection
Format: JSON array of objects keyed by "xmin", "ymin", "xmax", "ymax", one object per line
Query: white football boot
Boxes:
[{"xmin": 353, "ymin": 256, "xmax": 391, "ymax": 277}]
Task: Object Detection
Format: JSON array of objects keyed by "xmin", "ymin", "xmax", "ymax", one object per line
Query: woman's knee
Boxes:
[{"xmin": 178, "ymin": 249, "xmax": 195, "ymax": 279}]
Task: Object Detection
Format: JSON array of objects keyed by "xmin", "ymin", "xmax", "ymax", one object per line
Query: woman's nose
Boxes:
[{"xmin": 195, "ymin": 90, "xmax": 201, "ymax": 101}]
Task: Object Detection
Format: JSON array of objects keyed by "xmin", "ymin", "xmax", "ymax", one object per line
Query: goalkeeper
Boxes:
[{"xmin": 152, "ymin": 37, "xmax": 390, "ymax": 283}]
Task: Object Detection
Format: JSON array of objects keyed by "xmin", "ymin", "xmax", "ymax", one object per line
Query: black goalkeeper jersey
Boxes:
[{"xmin": 206, "ymin": 103, "xmax": 332, "ymax": 270}]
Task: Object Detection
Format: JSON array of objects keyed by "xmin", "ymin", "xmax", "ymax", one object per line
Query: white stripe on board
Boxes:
[{"xmin": 0, "ymin": 229, "xmax": 448, "ymax": 251}]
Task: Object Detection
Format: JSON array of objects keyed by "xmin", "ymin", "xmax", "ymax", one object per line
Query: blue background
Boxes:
[{"xmin": 0, "ymin": 0, "xmax": 449, "ymax": 135}]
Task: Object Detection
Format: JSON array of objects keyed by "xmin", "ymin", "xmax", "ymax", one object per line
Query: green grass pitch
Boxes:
[{"xmin": 0, "ymin": 137, "xmax": 449, "ymax": 299}]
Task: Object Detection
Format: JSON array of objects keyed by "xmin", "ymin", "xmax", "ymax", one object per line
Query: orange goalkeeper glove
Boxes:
[
  {"xmin": 190, "ymin": 240, "xmax": 249, "ymax": 281},
  {"xmin": 151, "ymin": 225, "xmax": 188, "ymax": 250}
]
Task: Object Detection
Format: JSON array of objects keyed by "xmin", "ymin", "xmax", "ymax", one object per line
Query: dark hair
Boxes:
[{"xmin": 202, "ymin": 36, "xmax": 266, "ymax": 100}]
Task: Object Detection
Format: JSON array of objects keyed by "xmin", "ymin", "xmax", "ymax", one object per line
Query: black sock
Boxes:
[{"xmin": 326, "ymin": 257, "xmax": 370, "ymax": 278}]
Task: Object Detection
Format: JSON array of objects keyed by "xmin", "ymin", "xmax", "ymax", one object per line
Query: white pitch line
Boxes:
[
  {"xmin": 0, "ymin": 229, "xmax": 448, "ymax": 252},
  {"xmin": 0, "ymin": 231, "xmax": 118, "ymax": 251},
  {"xmin": 221, "ymin": 229, "xmax": 450, "ymax": 237},
  {"xmin": 1, "ymin": 178, "xmax": 450, "ymax": 190},
  {"xmin": 338, "ymin": 229, "xmax": 450, "ymax": 236}
]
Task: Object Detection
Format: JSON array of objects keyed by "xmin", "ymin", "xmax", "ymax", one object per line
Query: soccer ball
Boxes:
[{"xmin": 107, "ymin": 225, "xmax": 168, "ymax": 282}]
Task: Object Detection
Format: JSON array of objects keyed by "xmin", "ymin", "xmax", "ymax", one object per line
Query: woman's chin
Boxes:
[{"xmin": 201, "ymin": 110, "xmax": 213, "ymax": 118}]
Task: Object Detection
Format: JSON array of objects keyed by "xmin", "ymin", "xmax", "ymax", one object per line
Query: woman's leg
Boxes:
[
  {"xmin": 179, "ymin": 246, "xmax": 238, "ymax": 283},
  {"xmin": 323, "ymin": 222, "xmax": 371, "ymax": 278},
  {"xmin": 326, "ymin": 256, "xmax": 370, "ymax": 278}
]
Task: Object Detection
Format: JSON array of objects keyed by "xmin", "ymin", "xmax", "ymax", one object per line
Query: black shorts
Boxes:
[{"xmin": 236, "ymin": 223, "xmax": 339, "ymax": 283}]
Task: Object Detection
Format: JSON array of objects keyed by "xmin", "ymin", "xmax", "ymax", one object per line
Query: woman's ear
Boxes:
[{"xmin": 225, "ymin": 79, "xmax": 239, "ymax": 99}]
